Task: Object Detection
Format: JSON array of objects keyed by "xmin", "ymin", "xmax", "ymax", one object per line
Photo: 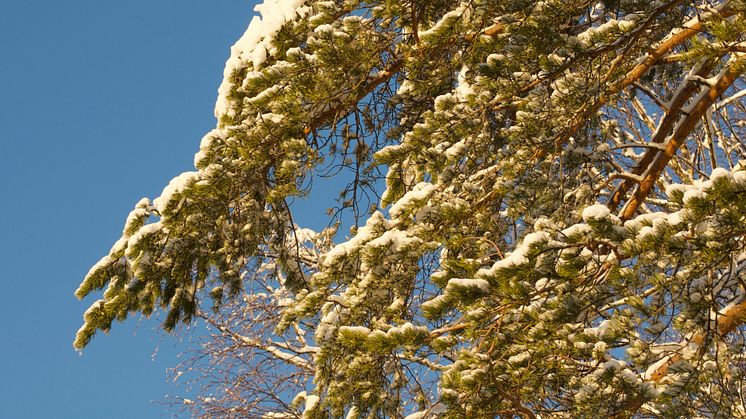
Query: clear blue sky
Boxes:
[{"xmin": 0, "ymin": 1, "xmax": 260, "ymax": 417}]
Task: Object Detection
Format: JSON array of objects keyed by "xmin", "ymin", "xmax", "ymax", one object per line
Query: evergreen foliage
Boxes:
[{"xmin": 76, "ymin": 0, "xmax": 746, "ymax": 417}]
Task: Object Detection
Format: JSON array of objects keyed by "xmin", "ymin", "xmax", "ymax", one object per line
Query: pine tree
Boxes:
[{"xmin": 76, "ymin": 0, "xmax": 746, "ymax": 417}]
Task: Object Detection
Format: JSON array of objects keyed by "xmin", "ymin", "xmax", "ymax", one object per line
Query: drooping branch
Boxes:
[{"xmin": 198, "ymin": 312, "xmax": 316, "ymax": 371}]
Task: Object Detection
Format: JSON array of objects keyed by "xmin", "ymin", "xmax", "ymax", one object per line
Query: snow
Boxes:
[
  {"xmin": 622, "ymin": 212, "xmax": 667, "ymax": 233},
  {"xmin": 619, "ymin": 368, "xmax": 639, "ymax": 386},
  {"xmin": 584, "ymin": 319, "xmax": 613, "ymax": 338},
  {"xmin": 82, "ymin": 256, "xmax": 113, "ymax": 285},
  {"xmin": 75, "ymin": 0, "xmax": 746, "ymax": 413},
  {"xmin": 508, "ymin": 352, "xmax": 530, "ymax": 365},
  {"xmin": 710, "ymin": 167, "xmax": 732, "ymax": 181},
  {"xmin": 339, "ymin": 323, "xmax": 427, "ymax": 348},
  {"xmin": 123, "ymin": 206, "xmax": 149, "ymax": 235},
  {"xmin": 682, "ymin": 188, "xmax": 705, "ymax": 205},
  {"xmin": 447, "ymin": 278, "xmax": 490, "ymax": 292},
  {"xmin": 637, "ymin": 225, "xmax": 654, "ymax": 240},
  {"xmin": 82, "ymin": 299, "xmax": 105, "ymax": 318},
  {"xmin": 264, "ymin": 413, "xmax": 296, "ymax": 418},
  {"xmin": 487, "ymin": 251, "xmax": 527, "ymax": 271},
  {"xmin": 323, "ymin": 211, "xmax": 384, "ymax": 267},
  {"xmin": 559, "ymin": 223, "xmax": 592, "ymax": 239},
  {"xmin": 547, "ymin": 53, "xmax": 565, "ymax": 65},
  {"xmin": 108, "ymin": 236, "xmax": 129, "ymax": 257},
  {"xmin": 153, "ymin": 171, "xmax": 200, "ymax": 214},
  {"xmin": 433, "ymin": 93, "xmax": 456, "ymax": 111},
  {"xmin": 365, "ymin": 229, "xmax": 423, "ymax": 254},
  {"xmin": 339, "ymin": 325, "xmax": 371, "ymax": 335},
  {"xmin": 291, "ymin": 227, "xmax": 318, "ymax": 243},
  {"xmin": 387, "ymin": 322, "xmax": 426, "ymax": 337},
  {"xmin": 618, "ymin": 19, "xmax": 636, "ymax": 32},
  {"xmin": 396, "ymin": 79, "xmax": 415, "ymax": 96},
  {"xmin": 534, "ymin": 277, "xmax": 551, "ymax": 291},
  {"xmin": 734, "ymin": 170, "xmax": 746, "ymax": 186},
  {"xmin": 418, "ymin": 3, "xmax": 467, "ymax": 41},
  {"xmin": 317, "ymin": 305, "xmax": 342, "ymax": 341},
  {"xmin": 716, "ymin": 88, "xmax": 746, "ymax": 108},
  {"xmin": 389, "ymin": 182, "xmax": 436, "ymax": 219},
  {"xmin": 126, "ymin": 222, "xmax": 163, "ymax": 251},
  {"xmin": 455, "ymin": 65, "xmax": 474, "ymax": 98},
  {"xmin": 523, "ymin": 231, "xmax": 551, "ymax": 247},
  {"xmin": 194, "ymin": 129, "xmax": 225, "ymax": 168},
  {"xmin": 487, "ymin": 53, "xmax": 505, "ymax": 65},
  {"xmin": 582, "ymin": 204, "xmax": 610, "ymax": 222},
  {"xmin": 476, "ymin": 231, "xmax": 549, "ymax": 279},
  {"xmin": 345, "ymin": 407, "xmax": 359, "ymax": 419},
  {"xmin": 303, "ymin": 394, "xmax": 320, "ymax": 415},
  {"xmin": 313, "ymin": 24, "xmax": 334, "ymax": 34},
  {"xmin": 644, "ymin": 356, "xmax": 671, "ymax": 380},
  {"xmin": 248, "ymin": 85, "xmax": 282, "ymax": 105},
  {"xmin": 666, "ymin": 183, "xmax": 692, "ymax": 197}
]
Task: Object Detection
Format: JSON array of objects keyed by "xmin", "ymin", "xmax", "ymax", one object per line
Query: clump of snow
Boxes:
[
  {"xmin": 682, "ymin": 188, "xmax": 706, "ymax": 205},
  {"xmin": 339, "ymin": 325, "xmax": 371, "ymax": 335},
  {"xmin": 455, "ymin": 65, "xmax": 475, "ymax": 98},
  {"xmin": 559, "ymin": 223, "xmax": 592, "ymax": 239},
  {"xmin": 618, "ymin": 19, "xmax": 636, "ymax": 32},
  {"xmin": 637, "ymin": 225, "xmax": 654, "ymax": 240},
  {"xmin": 313, "ymin": 23, "xmax": 334, "ymax": 34},
  {"xmin": 365, "ymin": 228, "xmax": 423, "ymax": 255},
  {"xmin": 582, "ymin": 204, "xmax": 610, "ymax": 222},
  {"xmin": 389, "ymin": 182, "xmax": 436, "ymax": 219},
  {"xmin": 126, "ymin": 222, "xmax": 163, "ymax": 252},
  {"xmin": 584, "ymin": 319, "xmax": 613, "ymax": 339},
  {"xmin": 476, "ymin": 231, "xmax": 550, "ymax": 279},
  {"xmin": 665, "ymin": 183, "xmax": 690, "ymax": 198},
  {"xmin": 734, "ymin": 170, "xmax": 746, "ymax": 186},
  {"xmin": 644, "ymin": 356, "xmax": 671, "ymax": 380},
  {"xmin": 445, "ymin": 139, "xmax": 466, "ymax": 160},
  {"xmin": 302, "ymin": 394, "xmax": 320, "ymax": 416},
  {"xmin": 666, "ymin": 211, "xmax": 685, "ymax": 227},
  {"xmin": 433, "ymin": 93, "xmax": 456, "ymax": 111},
  {"xmin": 448, "ymin": 278, "xmax": 490, "ymax": 292},
  {"xmin": 323, "ymin": 212, "xmax": 384, "ymax": 267},
  {"xmin": 153, "ymin": 171, "xmax": 200, "ymax": 214},
  {"xmin": 396, "ymin": 79, "xmax": 415, "ymax": 96},
  {"xmin": 418, "ymin": 3, "xmax": 468, "ymax": 42},
  {"xmin": 534, "ymin": 277, "xmax": 552, "ymax": 292},
  {"xmin": 122, "ymin": 198, "xmax": 152, "ymax": 236},
  {"xmin": 710, "ymin": 167, "xmax": 732, "ymax": 181},
  {"xmin": 291, "ymin": 227, "xmax": 318, "ymax": 243},
  {"xmin": 508, "ymin": 352, "xmax": 531, "ymax": 365}
]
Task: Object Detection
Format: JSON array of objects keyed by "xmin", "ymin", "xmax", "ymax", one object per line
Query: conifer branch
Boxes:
[
  {"xmin": 609, "ymin": 59, "xmax": 717, "ymax": 211},
  {"xmin": 619, "ymin": 58, "xmax": 743, "ymax": 220},
  {"xmin": 554, "ymin": 1, "xmax": 737, "ymax": 154}
]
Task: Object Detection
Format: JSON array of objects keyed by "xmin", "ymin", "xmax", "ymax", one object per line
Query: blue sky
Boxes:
[{"xmin": 0, "ymin": 1, "xmax": 261, "ymax": 417}]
